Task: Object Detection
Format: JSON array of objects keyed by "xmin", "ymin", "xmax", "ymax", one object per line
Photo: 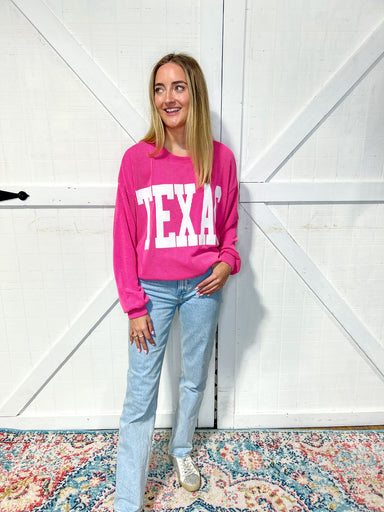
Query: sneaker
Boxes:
[{"xmin": 170, "ymin": 455, "xmax": 201, "ymax": 492}]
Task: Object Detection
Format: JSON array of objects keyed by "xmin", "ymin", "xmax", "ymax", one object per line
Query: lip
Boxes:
[{"xmin": 164, "ymin": 107, "xmax": 181, "ymax": 115}]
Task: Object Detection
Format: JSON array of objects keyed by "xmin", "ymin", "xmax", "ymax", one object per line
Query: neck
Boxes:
[{"xmin": 164, "ymin": 128, "xmax": 189, "ymax": 157}]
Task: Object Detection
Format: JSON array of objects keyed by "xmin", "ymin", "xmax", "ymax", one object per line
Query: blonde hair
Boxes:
[{"xmin": 142, "ymin": 53, "xmax": 213, "ymax": 186}]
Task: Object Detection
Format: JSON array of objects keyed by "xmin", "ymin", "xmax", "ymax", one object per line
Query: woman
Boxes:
[{"xmin": 113, "ymin": 53, "xmax": 240, "ymax": 512}]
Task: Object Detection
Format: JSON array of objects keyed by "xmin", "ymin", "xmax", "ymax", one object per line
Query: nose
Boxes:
[{"xmin": 165, "ymin": 88, "xmax": 175, "ymax": 103}]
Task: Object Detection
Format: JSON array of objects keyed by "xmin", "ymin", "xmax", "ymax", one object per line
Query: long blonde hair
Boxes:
[{"xmin": 142, "ymin": 53, "xmax": 213, "ymax": 186}]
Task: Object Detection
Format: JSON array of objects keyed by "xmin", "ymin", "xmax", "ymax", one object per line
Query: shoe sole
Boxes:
[
  {"xmin": 169, "ymin": 455, "xmax": 201, "ymax": 492},
  {"xmin": 180, "ymin": 480, "xmax": 201, "ymax": 492}
]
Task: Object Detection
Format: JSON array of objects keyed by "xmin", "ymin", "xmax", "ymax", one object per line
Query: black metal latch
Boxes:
[{"xmin": 0, "ymin": 190, "xmax": 29, "ymax": 202}]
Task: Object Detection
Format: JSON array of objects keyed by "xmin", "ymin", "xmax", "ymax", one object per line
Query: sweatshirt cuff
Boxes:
[
  {"xmin": 126, "ymin": 304, "xmax": 148, "ymax": 319},
  {"xmin": 219, "ymin": 252, "xmax": 239, "ymax": 275}
]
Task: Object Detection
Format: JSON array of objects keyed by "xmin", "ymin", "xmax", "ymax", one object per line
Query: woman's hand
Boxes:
[
  {"xmin": 196, "ymin": 262, "xmax": 232, "ymax": 296},
  {"xmin": 129, "ymin": 314, "xmax": 155, "ymax": 354}
]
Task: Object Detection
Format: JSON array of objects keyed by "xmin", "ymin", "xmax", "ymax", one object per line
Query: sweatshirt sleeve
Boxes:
[
  {"xmin": 113, "ymin": 154, "xmax": 149, "ymax": 318},
  {"xmin": 217, "ymin": 153, "xmax": 241, "ymax": 275}
]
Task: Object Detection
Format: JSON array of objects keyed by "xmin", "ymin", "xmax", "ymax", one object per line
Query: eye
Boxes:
[
  {"xmin": 154, "ymin": 86, "xmax": 164, "ymax": 95},
  {"xmin": 175, "ymin": 84, "xmax": 185, "ymax": 92}
]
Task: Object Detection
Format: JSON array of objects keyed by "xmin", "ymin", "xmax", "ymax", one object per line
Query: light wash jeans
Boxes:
[{"xmin": 114, "ymin": 269, "xmax": 222, "ymax": 512}]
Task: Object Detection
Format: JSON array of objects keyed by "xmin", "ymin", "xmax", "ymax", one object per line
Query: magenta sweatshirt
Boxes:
[{"xmin": 113, "ymin": 140, "xmax": 241, "ymax": 318}]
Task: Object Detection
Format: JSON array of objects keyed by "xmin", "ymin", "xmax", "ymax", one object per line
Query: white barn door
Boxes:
[
  {"xmin": 0, "ymin": 0, "xmax": 223, "ymax": 429},
  {"xmin": 218, "ymin": 1, "xmax": 384, "ymax": 428},
  {"xmin": 2, "ymin": 0, "xmax": 384, "ymax": 432}
]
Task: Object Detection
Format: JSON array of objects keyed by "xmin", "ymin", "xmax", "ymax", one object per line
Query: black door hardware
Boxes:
[{"xmin": 0, "ymin": 190, "xmax": 29, "ymax": 202}]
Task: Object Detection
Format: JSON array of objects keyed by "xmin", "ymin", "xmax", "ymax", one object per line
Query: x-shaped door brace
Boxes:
[
  {"xmin": 240, "ymin": 18, "xmax": 384, "ymax": 381},
  {"xmin": 1, "ymin": 0, "xmax": 222, "ymax": 416}
]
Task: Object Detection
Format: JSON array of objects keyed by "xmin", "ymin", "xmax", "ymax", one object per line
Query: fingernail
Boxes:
[
  {"xmin": 151, "ymin": 330, "xmax": 155, "ymax": 334},
  {"xmin": 144, "ymin": 349, "xmax": 148, "ymax": 354}
]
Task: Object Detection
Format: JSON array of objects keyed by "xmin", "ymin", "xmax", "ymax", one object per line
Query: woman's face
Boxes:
[{"xmin": 154, "ymin": 62, "xmax": 190, "ymax": 133}]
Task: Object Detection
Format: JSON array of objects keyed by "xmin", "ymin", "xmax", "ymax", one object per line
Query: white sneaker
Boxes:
[{"xmin": 170, "ymin": 455, "xmax": 201, "ymax": 491}]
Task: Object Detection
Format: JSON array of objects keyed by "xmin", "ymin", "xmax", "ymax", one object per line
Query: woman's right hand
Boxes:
[{"xmin": 129, "ymin": 314, "xmax": 155, "ymax": 354}]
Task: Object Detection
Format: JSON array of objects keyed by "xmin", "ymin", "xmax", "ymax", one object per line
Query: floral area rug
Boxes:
[{"xmin": 0, "ymin": 429, "xmax": 383, "ymax": 511}]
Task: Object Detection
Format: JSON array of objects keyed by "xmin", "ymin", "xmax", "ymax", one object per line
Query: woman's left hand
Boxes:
[{"xmin": 196, "ymin": 262, "xmax": 232, "ymax": 296}]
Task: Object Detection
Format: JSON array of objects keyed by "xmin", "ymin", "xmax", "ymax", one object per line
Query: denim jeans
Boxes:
[{"xmin": 114, "ymin": 269, "xmax": 222, "ymax": 512}]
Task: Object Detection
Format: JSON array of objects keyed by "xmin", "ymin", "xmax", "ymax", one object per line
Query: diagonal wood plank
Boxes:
[
  {"xmin": 242, "ymin": 19, "xmax": 384, "ymax": 183},
  {"xmin": 0, "ymin": 278, "xmax": 119, "ymax": 416},
  {"xmin": 11, "ymin": 0, "xmax": 148, "ymax": 141},
  {"xmin": 242, "ymin": 203, "xmax": 384, "ymax": 382}
]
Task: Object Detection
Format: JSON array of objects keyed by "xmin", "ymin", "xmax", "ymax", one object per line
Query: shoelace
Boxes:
[{"xmin": 180, "ymin": 457, "xmax": 197, "ymax": 479}]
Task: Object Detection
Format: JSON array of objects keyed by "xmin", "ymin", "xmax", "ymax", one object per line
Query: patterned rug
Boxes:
[{"xmin": 0, "ymin": 429, "xmax": 383, "ymax": 511}]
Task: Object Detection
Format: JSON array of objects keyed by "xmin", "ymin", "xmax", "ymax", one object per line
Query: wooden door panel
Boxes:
[
  {"xmin": 1, "ymin": 0, "xmax": 221, "ymax": 429},
  {"xmin": 218, "ymin": 1, "xmax": 384, "ymax": 428}
]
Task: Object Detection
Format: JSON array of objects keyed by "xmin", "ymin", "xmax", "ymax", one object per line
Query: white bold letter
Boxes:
[
  {"xmin": 199, "ymin": 184, "xmax": 216, "ymax": 245},
  {"xmin": 214, "ymin": 186, "xmax": 222, "ymax": 244},
  {"xmin": 136, "ymin": 186, "xmax": 153, "ymax": 250},
  {"xmin": 152, "ymin": 184, "xmax": 176, "ymax": 248},
  {"xmin": 175, "ymin": 183, "xmax": 197, "ymax": 247}
]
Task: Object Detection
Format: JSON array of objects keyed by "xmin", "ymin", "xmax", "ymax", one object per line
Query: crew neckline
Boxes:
[{"xmin": 160, "ymin": 146, "xmax": 192, "ymax": 161}]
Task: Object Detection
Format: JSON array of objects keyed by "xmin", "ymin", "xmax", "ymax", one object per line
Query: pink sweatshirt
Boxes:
[{"xmin": 113, "ymin": 140, "xmax": 241, "ymax": 318}]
